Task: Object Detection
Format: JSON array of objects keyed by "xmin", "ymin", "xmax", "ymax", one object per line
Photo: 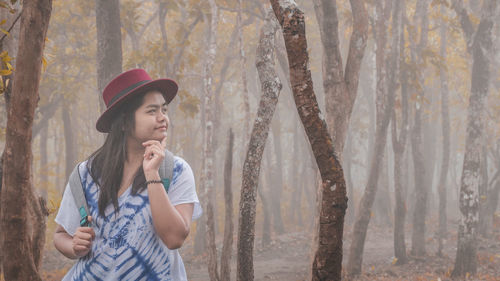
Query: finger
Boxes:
[
  {"xmin": 75, "ymin": 237, "xmax": 91, "ymax": 247},
  {"xmin": 76, "ymin": 231, "xmax": 92, "ymax": 241},
  {"xmin": 142, "ymin": 140, "xmax": 161, "ymax": 147}
]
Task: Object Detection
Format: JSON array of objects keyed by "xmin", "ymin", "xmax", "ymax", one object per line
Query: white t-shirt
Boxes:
[{"xmin": 55, "ymin": 156, "xmax": 202, "ymax": 281}]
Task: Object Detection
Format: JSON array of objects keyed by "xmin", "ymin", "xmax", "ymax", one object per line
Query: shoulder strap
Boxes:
[
  {"xmin": 158, "ymin": 149, "xmax": 174, "ymax": 193},
  {"xmin": 69, "ymin": 163, "xmax": 91, "ymax": 227}
]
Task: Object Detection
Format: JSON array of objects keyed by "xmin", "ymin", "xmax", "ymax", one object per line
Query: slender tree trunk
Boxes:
[
  {"xmin": 237, "ymin": 0, "xmax": 250, "ymax": 140},
  {"xmin": 270, "ymin": 112, "xmax": 285, "ymax": 234},
  {"xmin": 392, "ymin": 0, "xmax": 408, "ymax": 264},
  {"xmin": 62, "ymin": 106, "xmax": 77, "ymax": 181},
  {"xmin": 437, "ymin": 4, "xmax": 450, "ymax": 256},
  {"xmin": 39, "ymin": 126, "xmax": 48, "ymax": 199},
  {"xmin": 237, "ymin": 11, "xmax": 281, "ymax": 280},
  {"xmin": 270, "ymin": 1, "xmax": 349, "ymax": 280},
  {"xmin": 478, "ymin": 146, "xmax": 489, "ymax": 236},
  {"xmin": 220, "ymin": 129, "xmax": 234, "ymax": 281},
  {"xmin": 347, "ymin": 0, "xmax": 393, "ymax": 276},
  {"xmin": 0, "ymin": 0, "xmax": 52, "ymax": 279},
  {"xmin": 452, "ymin": 0, "xmax": 497, "ymax": 277},
  {"xmin": 312, "ymin": 0, "xmax": 368, "ymax": 159},
  {"xmin": 203, "ymin": 1, "xmax": 219, "ymax": 280},
  {"xmin": 410, "ymin": 0, "xmax": 430, "ymax": 257},
  {"xmin": 95, "ymin": 0, "xmax": 122, "ymax": 113}
]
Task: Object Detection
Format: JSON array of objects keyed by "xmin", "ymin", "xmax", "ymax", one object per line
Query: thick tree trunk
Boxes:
[
  {"xmin": 347, "ymin": 0, "xmax": 393, "ymax": 276},
  {"xmin": 95, "ymin": 0, "xmax": 122, "ymax": 112},
  {"xmin": 220, "ymin": 129, "xmax": 234, "ymax": 281},
  {"xmin": 237, "ymin": 11, "xmax": 281, "ymax": 281},
  {"xmin": 312, "ymin": 0, "xmax": 368, "ymax": 159},
  {"xmin": 478, "ymin": 146, "xmax": 489, "ymax": 236},
  {"xmin": 452, "ymin": 1, "xmax": 497, "ymax": 276},
  {"xmin": 203, "ymin": 1, "xmax": 219, "ymax": 280},
  {"xmin": 392, "ymin": 0, "xmax": 408, "ymax": 264},
  {"xmin": 270, "ymin": 1, "xmax": 348, "ymax": 280},
  {"xmin": 260, "ymin": 149, "xmax": 272, "ymax": 247},
  {"xmin": 437, "ymin": 4, "xmax": 450, "ymax": 256},
  {"xmin": 0, "ymin": 0, "xmax": 52, "ymax": 280}
]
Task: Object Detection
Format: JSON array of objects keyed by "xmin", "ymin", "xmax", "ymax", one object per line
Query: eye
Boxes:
[
  {"xmin": 148, "ymin": 109, "xmax": 155, "ymax": 114},
  {"xmin": 161, "ymin": 107, "xmax": 168, "ymax": 114}
]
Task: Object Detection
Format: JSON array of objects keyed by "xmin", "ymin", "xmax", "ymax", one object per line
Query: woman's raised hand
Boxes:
[{"xmin": 142, "ymin": 136, "xmax": 167, "ymax": 174}]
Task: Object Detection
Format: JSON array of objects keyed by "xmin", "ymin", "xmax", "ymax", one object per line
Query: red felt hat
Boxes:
[{"xmin": 96, "ymin": 69, "xmax": 178, "ymax": 133}]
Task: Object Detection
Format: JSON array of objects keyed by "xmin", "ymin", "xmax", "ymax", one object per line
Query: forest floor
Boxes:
[{"xmin": 40, "ymin": 215, "xmax": 500, "ymax": 281}]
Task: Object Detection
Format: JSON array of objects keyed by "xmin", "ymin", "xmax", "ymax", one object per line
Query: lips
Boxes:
[{"xmin": 156, "ymin": 126, "xmax": 167, "ymax": 130}]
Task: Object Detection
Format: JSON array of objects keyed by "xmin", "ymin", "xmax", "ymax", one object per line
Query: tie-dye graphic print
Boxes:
[{"xmin": 55, "ymin": 156, "xmax": 202, "ymax": 281}]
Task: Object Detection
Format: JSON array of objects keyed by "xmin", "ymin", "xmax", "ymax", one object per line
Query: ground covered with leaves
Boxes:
[{"xmin": 40, "ymin": 216, "xmax": 500, "ymax": 280}]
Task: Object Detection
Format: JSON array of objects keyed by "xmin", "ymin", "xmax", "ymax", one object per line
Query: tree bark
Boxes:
[
  {"xmin": 220, "ymin": 129, "xmax": 234, "ymax": 281},
  {"xmin": 437, "ymin": 3, "xmax": 450, "ymax": 256},
  {"xmin": 202, "ymin": 1, "xmax": 219, "ymax": 280},
  {"xmin": 0, "ymin": 0, "xmax": 52, "ymax": 279},
  {"xmin": 95, "ymin": 0, "xmax": 122, "ymax": 113},
  {"xmin": 269, "ymin": 1, "xmax": 348, "ymax": 280},
  {"xmin": 237, "ymin": 11, "xmax": 281, "ymax": 281},
  {"xmin": 347, "ymin": 0, "xmax": 393, "ymax": 276},
  {"xmin": 452, "ymin": 0, "xmax": 497, "ymax": 276},
  {"xmin": 237, "ymin": 0, "xmax": 250, "ymax": 140}
]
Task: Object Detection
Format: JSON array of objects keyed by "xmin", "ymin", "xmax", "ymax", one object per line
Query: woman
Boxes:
[{"xmin": 54, "ymin": 69, "xmax": 202, "ymax": 281}]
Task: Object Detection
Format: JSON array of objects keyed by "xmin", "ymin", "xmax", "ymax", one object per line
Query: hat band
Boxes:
[{"xmin": 107, "ymin": 79, "xmax": 152, "ymax": 107}]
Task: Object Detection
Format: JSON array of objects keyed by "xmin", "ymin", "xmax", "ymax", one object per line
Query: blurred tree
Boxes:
[
  {"xmin": 347, "ymin": 0, "xmax": 394, "ymax": 276},
  {"xmin": 451, "ymin": 0, "xmax": 498, "ymax": 277},
  {"xmin": 409, "ymin": 0, "xmax": 430, "ymax": 257},
  {"xmin": 220, "ymin": 128, "xmax": 234, "ymax": 281},
  {"xmin": 437, "ymin": 2, "xmax": 451, "ymax": 257},
  {"xmin": 96, "ymin": 0, "xmax": 122, "ymax": 113},
  {"xmin": 0, "ymin": 0, "xmax": 52, "ymax": 280},
  {"xmin": 391, "ymin": 0, "xmax": 409, "ymax": 265},
  {"xmin": 202, "ymin": 0, "xmax": 219, "ymax": 280}
]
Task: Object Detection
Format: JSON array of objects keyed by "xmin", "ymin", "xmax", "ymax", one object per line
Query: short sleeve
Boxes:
[
  {"xmin": 54, "ymin": 181, "xmax": 81, "ymax": 236},
  {"xmin": 168, "ymin": 157, "xmax": 202, "ymax": 220}
]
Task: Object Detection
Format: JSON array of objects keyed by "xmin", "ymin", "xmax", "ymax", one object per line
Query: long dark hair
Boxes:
[{"xmin": 87, "ymin": 92, "xmax": 148, "ymax": 217}]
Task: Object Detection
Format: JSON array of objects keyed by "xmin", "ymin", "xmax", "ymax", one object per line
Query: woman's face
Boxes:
[{"xmin": 130, "ymin": 90, "xmax": 169, "ymax": 143}]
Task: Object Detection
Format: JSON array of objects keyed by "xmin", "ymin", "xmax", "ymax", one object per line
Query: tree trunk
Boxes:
[
  {"xmin": 39, "ymin": 126, "xmax": 48, "ymax": 199},
  {"xmin": 452, "ymin": 0, "xmax": 497, "ymax": 277},
  {"xmin": 95, "ymin": 0, "xmax": 122, "ymax": 113},
  {"xmin": 270, "ymin": 112, "xmax": 285, "ymax": 234},
  {"xmin": 437, "ymin": 3, "xmax": 450, "ymax": 256},
  {"xmin": 260, "ymin": 148, "xmax": 272, "ymax": 247},
  {"xmin": 220, "ymin": 129, "xmax": 234, "ymax": 281},
  {"xmin": 203, "ymin": 1, "xmax": 219, "ymax": 280},
  {"xmin": 312, "ymin": 0, "xmax": 368, "ymax": 159},
  {"xmin": 62, "ymin": 106, "xmax": 77, "ymax": 181},
  {"xmin": 270, "ymin": 1, "xmax": 349, "ymax": 280},
  {"xmin": 347, "ymin": 0, "xmax": 393, "ymax": 276},
  {"xmin": 237, "ymin": 0, "xmax": 250, "ymax": 140},
  {"xmin": 237, "ymin": 11, "xmax": 281, "ymax": 281},
  {"xmin": 391, "ymin": 0, "xmax": 408, "ymax": 264},
  {"xmin": 478, "ymin": 146, "xmax": 488, "ymax": 236},
  {"xmin": 0, "ymin": 0, "xmax": 52, "ymax": 279},
  {"xmin": 409, "ymin": 0, "xmax": 430, "ymax": 257}
]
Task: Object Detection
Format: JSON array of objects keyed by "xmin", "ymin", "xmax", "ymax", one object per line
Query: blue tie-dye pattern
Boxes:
[{"xmin": 67, "ymin": 159, "xmax": 185, "ymax": 281}]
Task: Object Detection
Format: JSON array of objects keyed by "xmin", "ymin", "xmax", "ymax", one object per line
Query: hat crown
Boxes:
[{"xmin": 102, "ymin": 69, "xmax": 152, "ymax": 107}]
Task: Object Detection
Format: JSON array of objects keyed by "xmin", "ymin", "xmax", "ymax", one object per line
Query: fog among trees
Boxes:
[{"xmin": 1, "ymin": 0, "xmax": 500, "ymax": 280}]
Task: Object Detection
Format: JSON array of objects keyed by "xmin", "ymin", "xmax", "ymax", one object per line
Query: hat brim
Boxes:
[{"xmin": 96, "ymin": 79, "xmax": 178, "ymax": 133}]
